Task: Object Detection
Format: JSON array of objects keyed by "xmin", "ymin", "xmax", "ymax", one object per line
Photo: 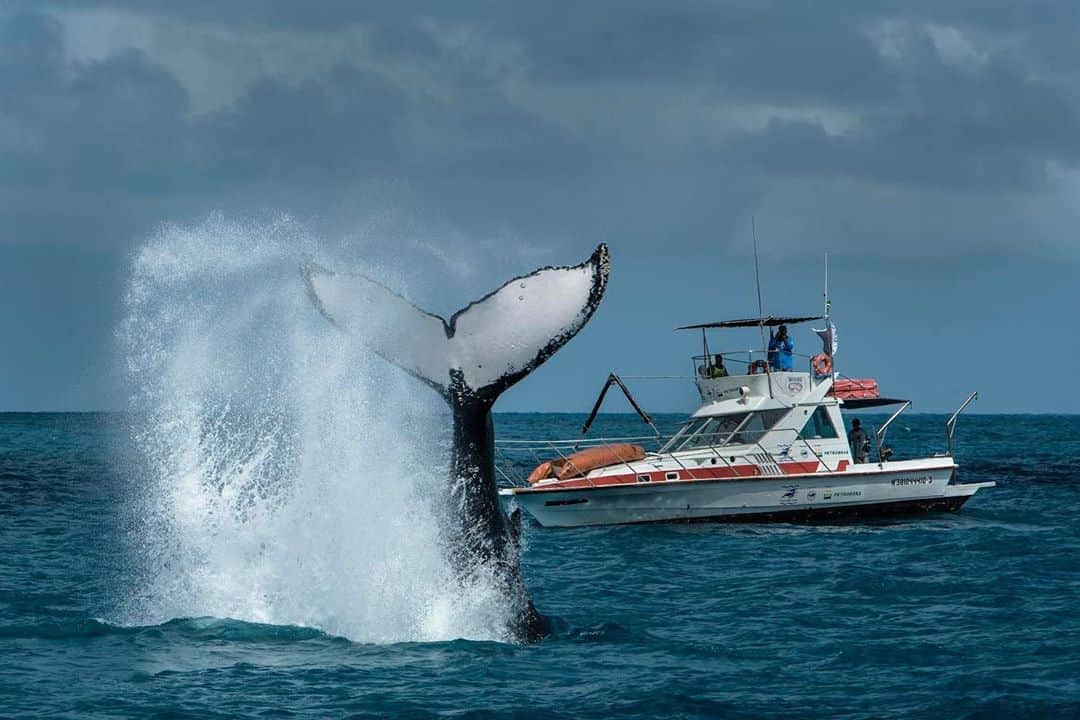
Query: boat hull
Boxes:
[{"xmin": 505, "ymin": 461, "xmax": 994, "ymax": 528}]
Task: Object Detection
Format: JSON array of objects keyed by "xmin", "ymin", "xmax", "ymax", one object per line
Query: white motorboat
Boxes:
[{"xmin": 498, "ymin": 312, "xmax": 992, "ymax": 528}]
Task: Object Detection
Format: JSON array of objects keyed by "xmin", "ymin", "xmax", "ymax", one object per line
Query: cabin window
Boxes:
[
  {"xmin": 799, "ymin": 406, "xmax": 839, "ymax": 439},
  {"xmin": 674, "ymin": 409, "xmax": 789, "ymax": 450},
  {"xmin": 678, "ymin": 413, "xmax": 748, "ymax": 450},
  {"xmin": 637, "ymin": 474, "xmax": 651, "ymax": 483},
  {"xmin": 665, "ymin": 471, "xmax": 679, "ymax": 481},
  {"xmin": 659, "ymin": 419, "xmax": 706, "ymax": 453},
  {"xmin": 730, "ymin": 408, "xmax": 790, "ymax": 445}
]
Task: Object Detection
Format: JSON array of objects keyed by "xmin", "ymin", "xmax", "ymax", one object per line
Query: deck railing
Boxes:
[
  {"xmin": 494, "ymin": 435, "xmax": 666, "ymax": 489},
  {"xmin": 691, "ymin": 350, "xmax": 826, "ymax": 380},
  {"xmin": 945, "ymin": 391, "xmax": 978, "ymax": 456},
  {"xmin": 495, "ymin": 390, "xmax": 979, "ymax": 487},
  {"xmin": 494, "ymin": 426, "xmax": 835, "ymax": 488}
]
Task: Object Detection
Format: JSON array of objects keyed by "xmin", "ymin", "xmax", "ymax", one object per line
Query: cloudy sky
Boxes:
[{"xmin": 2, "ymin": 1, "xmax": 1078, "ymax": 413}]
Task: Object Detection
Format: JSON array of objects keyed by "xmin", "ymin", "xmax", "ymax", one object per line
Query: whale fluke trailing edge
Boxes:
[{"xmin": 300, "ymin": 244, "xmax": 610, "ymax": 642}]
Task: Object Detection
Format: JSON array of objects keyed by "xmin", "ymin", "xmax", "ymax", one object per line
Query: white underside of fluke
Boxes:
[{"xmin": 302, "ymin": 246, "xmax": 608, "ymax": 395}]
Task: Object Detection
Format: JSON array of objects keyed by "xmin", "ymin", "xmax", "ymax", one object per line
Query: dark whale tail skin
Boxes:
[{"xmin": 300, "ymin": 244, "xmax": 610, "ymax": 642}]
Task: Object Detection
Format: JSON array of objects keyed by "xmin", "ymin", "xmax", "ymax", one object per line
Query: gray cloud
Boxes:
[{"xmin": 2, "ymin": 2, "xmax": 1080, "ymax": 410}]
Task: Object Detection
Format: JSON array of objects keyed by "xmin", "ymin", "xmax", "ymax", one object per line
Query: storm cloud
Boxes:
[{"xmin": 2, "ymin": 1, "xmax": 1078, "ymax": 411}]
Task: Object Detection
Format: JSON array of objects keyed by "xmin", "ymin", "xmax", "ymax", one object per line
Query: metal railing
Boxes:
[
  {"xmin": 494, "ymin": 434, "xmax": 667, "ymax": 488},
  {"xmin": 691, "ymin": 350, "xmax": 825, "ymax": 380},
  {"xmin": 495, "ymin": 425, "xmax": 837, "ymax": 488},
  {"xmin": 946, "ymin": 391, "xmax": 978, "ymax": 456},
  {"xmin": 875, "ymin": 400, "xmax": 912, "ymax": 460}
]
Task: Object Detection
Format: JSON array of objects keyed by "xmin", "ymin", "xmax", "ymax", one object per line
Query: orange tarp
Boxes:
[{"xmin": 527, "ymin": 444, "xmax": 647, "ymax": 484}]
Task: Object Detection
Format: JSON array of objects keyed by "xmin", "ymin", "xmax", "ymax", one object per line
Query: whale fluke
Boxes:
[
  {"xmin": 300, "ymin": 244, "xmax": 610, "ymax": 642},
  {"xmin": 300, "ymin": 244, "xmax": 609, "ymax": 402}
]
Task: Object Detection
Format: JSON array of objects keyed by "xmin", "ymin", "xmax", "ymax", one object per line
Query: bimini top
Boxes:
[
  {"xmin": 841, "ymin": 397, "xmax": 909, "ymax": 409},
  {"xmin": 677, "ymin": 315, "xmax": 824, "ymax": 330}
]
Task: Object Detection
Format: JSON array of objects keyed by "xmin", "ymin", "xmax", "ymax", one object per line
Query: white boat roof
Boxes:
[{"xmin": 691, "ymin": 395, "xmax": 791, "ymax": 418}]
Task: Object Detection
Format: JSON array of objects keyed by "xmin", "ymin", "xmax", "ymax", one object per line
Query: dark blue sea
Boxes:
[{"xmin": 2, "ymin": 412, "xmax": 1078, "ymax": 719}]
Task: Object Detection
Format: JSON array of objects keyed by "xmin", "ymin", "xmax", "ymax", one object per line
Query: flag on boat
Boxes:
[{"xmin": 813, "ymin": 321, "xmax": 838, "ymax": 357}]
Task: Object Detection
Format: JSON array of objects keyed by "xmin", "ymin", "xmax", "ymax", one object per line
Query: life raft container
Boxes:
[
  {"xmin": 527, "ymin": 444, "xmax": 647, "ymax": 484},
  {"xmin": 830, "ymin": 378, "xmax": 880, "ymax": 400}
]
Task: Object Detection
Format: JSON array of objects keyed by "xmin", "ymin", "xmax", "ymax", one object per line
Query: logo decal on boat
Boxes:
[
  {"xmin": 780, "ymin": 485, "xmax": 799, "ymax": 504},
  {"xmin": 787, "ymin": 378, "xmax": 805, "ymax": 394}
]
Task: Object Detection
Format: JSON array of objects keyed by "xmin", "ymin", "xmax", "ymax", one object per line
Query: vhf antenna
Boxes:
[
  {"xmin": 752, "ymin": 216, "xmax": 766, "ymax": 351},
  {"xmin": 824, "ymin": 251, "xmax": 831, "ymax": 322},
  {"xmin": 752, "ymin": 216, "xmax": 774, "ymax": 398}
]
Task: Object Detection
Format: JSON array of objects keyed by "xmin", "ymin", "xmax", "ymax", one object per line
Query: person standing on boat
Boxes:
[
  {"xmin": 768, "ymin": 324, "xmax": 794, "ymax": 371},
  {"xmin": 848, "ymin": 418, "xmax": 870, "ymax": 463},
  {"xmin": 710, "ymin": 354, "xmax": 728, "ymax": 378}
]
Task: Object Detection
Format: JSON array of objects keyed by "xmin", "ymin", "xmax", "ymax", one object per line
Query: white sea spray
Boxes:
[{"xmin": 117, "ymin": 213, "xmax": 514, "ymax": 643}]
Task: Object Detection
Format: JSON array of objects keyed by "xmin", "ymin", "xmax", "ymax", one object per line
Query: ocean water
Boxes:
[{"xmin": 1, "ymin": 411, "xmax": 1078, "ymax": 719}]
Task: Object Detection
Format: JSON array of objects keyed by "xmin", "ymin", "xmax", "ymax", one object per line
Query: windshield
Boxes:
[
  {"xmin": 669, "ymin": 410, "xmax": 747, "ymax": 451},
  {"xmin": 665, "ymin": 408, "xmax": 792, "ymax": 452},
  {"xmin": 678, "ymin": 413, "xmax": 749, "ymax": 450},
  {"xmin": 659, "ymin": 419, "xmax": 704, "ymax": 453},
  {"xmin": 730, "ymin": 408, "xmax": 790, "ymax": 445}
]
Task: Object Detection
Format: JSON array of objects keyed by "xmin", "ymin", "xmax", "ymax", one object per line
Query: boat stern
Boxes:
[{"xmin": 944, "ymin": 480, "xmax": 996, "ymax": 499}]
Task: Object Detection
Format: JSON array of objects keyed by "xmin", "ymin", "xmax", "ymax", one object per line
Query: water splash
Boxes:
[{"xmin": 117, "ymin": 214, "xmax": 514, "ymax": 642}]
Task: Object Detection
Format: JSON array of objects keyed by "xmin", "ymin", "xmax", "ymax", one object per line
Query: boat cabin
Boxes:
[{"xmin": 661, "ymin": 315, "xmax": 847, "ymax": 464}]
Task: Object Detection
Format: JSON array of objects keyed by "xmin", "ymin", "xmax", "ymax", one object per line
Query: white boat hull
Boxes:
[{"xmin": 504, "ymin": 460, "xmax": 994, "ymax": 528}]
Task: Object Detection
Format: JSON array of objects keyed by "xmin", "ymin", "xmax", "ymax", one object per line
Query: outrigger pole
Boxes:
[{"xmin": 579, "ymin": 372, "xmax": 659, "ymax": 440}]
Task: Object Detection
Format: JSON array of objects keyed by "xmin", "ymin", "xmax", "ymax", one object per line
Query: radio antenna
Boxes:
[
  {"xmin": 824, "ymin": 251, "xmax": 830, "ymax": 322},
  {"xmin": 752, "ymin": 216, "xmax": 766, "ymax": 348},
  {"xmin": 752, "ymin": 216, "xmax": 774, "ymax": 398}
]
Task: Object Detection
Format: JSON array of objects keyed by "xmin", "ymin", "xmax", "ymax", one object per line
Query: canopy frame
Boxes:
[{"xmin": 677, "ymin": 315, "xmax": 824, "ymax": 331}]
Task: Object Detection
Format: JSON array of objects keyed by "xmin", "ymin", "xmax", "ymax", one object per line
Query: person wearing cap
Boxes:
[{"xmin": 768, "ymin": 324, "xmax": 794, "ymax": 371}]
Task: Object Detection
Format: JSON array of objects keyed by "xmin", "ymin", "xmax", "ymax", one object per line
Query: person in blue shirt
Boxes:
[{"xmin": 768, "ymin": 324, "xmax": 794, "ymax": 371}]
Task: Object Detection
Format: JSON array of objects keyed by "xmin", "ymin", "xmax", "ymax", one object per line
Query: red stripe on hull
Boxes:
[{"xmin": 780, "ymin": 461, "xmax": 820, "ymax": 474}]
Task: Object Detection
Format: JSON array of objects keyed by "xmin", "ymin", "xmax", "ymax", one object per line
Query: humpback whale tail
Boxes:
[
  {"xmin": 300, "ymin": 244, "xmax": 609, "ymax": 642},
  {"xmin": 300, "ymin": 244, "xmax": 609, "ymax": 404}
]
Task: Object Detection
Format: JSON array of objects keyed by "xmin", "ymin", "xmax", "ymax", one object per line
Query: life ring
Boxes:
[
  {"xmin": 812, "ymin": 353, "xmax": 833, "ymax": 376},
  {"xmin": 749, "ymin": 360, "xmax": 769, "ymax": 375}
]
